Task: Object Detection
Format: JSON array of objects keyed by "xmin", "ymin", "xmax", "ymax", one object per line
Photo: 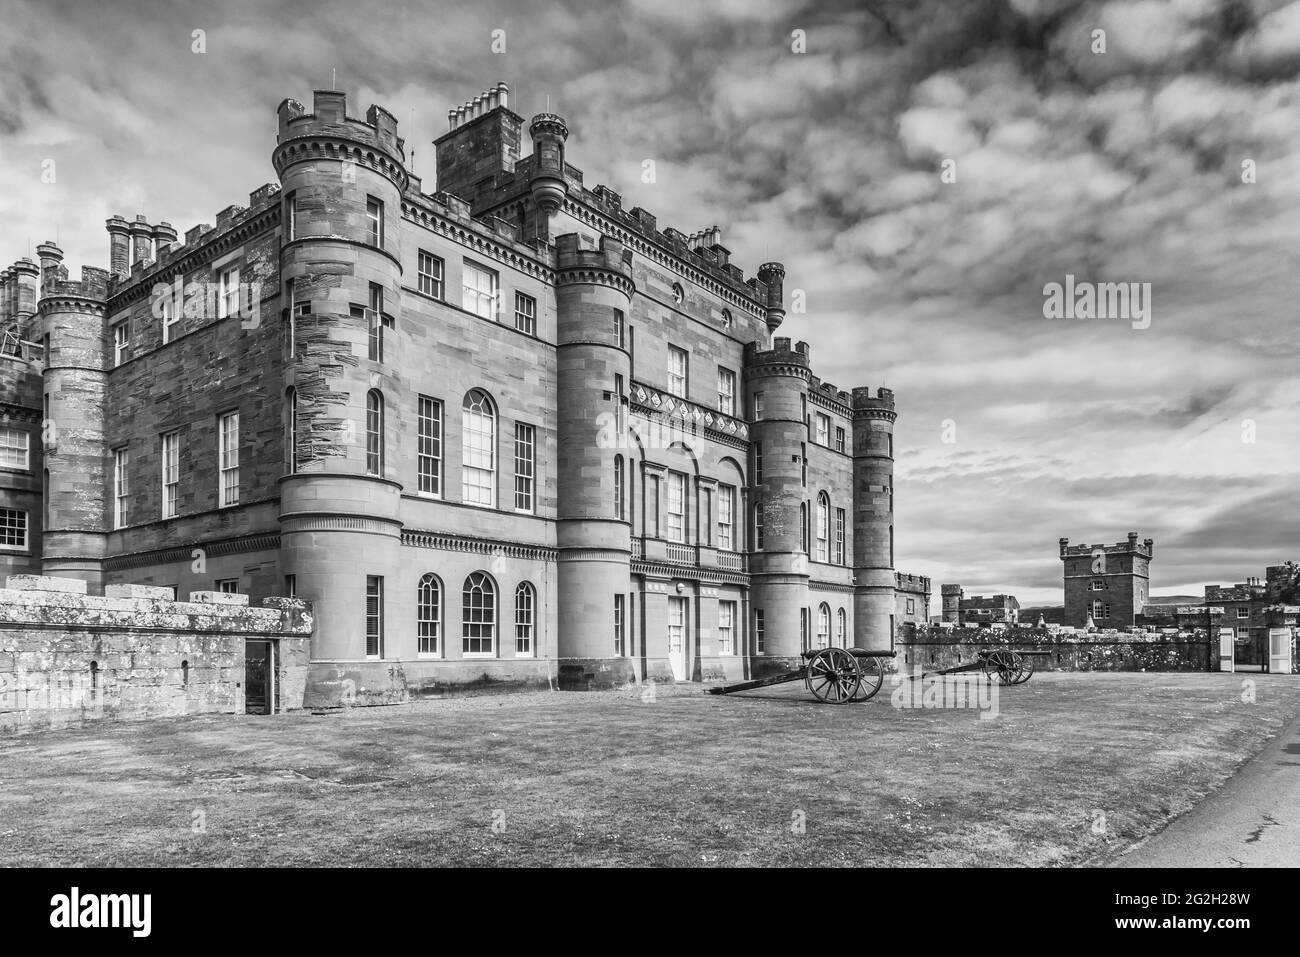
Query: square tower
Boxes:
[{"xmin": 1060, "ymin": 533, "xmax": 1153, "ymax": 628}]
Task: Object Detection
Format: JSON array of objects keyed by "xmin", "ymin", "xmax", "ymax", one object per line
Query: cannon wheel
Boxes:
[
  {"xmin": 850, "ymin": 654, "xmax": 886, "ymax": 701},
  {"xmin": 981, "ymin": 649, "xmax": 1018, "ymax": 685},
  {"xmin": 806, "ymin": 647, "xmax": 861, "ymax": 704},
  {"xmin": 1010, "ymin": 651, "xmax": 1036, "ymax": 685}
]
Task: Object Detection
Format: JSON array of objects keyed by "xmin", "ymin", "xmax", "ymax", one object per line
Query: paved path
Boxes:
[{"xmin": 1116, "ymin": 709, "xmax": 1300, "ymax": 867}]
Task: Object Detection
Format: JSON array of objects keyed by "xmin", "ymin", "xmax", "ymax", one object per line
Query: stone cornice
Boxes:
[
  {"xmin": 103, "ymin": 532, "xmax": 281, "ymax": 571},
  {"xmin": 808, "ymin": 388, "xmax": 850, "ymax": 417},
  {"xmin": 631, "ymin": 561, "xmax": 749, "ymax": 587},
  {"xmin": 852, "ymin": 407, "xmax": 898, "ymax": 423},
  {"xmin": 401, "ymin": 529, "xmax": 557, "ymax": 563},
  {"xmin": 743, "ymin": 362, "xmax": 811, "ymax": 382},
  {"xmin": 39, "ymin": 296, "xmax": 107, "ymax": 315},
  {"xmin": 401, "ymin": 202, "xmax": 555, "ymax": 284},
  {"xmin": 562, "ymin": 197, "xmax": 766, "ymax": 318},
  {"xmin": 274, "ymin": 133, "xmax": 410, "ymax": 192},
  {"xmin": 555, "ymin": 265, "xmax": 635, "ymax": 300}
]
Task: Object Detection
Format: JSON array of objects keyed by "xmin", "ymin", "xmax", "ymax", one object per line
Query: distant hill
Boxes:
[{"xmin": 1147, "ymin": 595, "xmax": 1204, "ymax": 605}]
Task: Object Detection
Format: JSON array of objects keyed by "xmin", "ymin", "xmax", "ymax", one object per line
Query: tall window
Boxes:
[
  {"xmin": 800, "ymin": 607, "xmax": 810, "ymax": 653},
  {"xmin": 218, "ymin": 412, "xmax": 239, "ymax": 506},
  {"xmin": 463, "ymin": 260, "xmax": 498, "ymax": 320},
  {"xmin": 717, "ymin": 367, "xmax": 736, "ymax": 416},
  {"xmin": 647, "ymin": 473, "xmax": 660, "ymax": 538},
  {"xmin": 217, "ymin": 265, "xmax": 240, "ymax": 319},
  {"xmin": 113, "ymin": 447, "xmax": 129, "ymax": 527},
  {"xmin": 286, "ymin": 191, "xmax": 298, "ymax": 241},
  {"xmin": 754, "ymin": 501, "xmax": 764, "ymax": 550},
  {"xmin": 515, "ymin": 582, "xmax": 535, "ymax": 656},
  {"xmin": 614, "ymin": 594, "xmax": 625, "ymax": 657},
  {"xmin": 614, "ymin": 455, "xmax": 625, "ymax": 520},
  {"xmin": 613, "ymin": 309, "xmax": 625, "ymax": 349},
  {"xmin": 753, "ymin": 392, "xmax": 764, "ymax": 420},
  {"xmin": 514, "ymin": 292, "xmax": 537, "ymax": 335},
  {"xmin": 815, "ymin": 413, "xmax": 830, "ymax": 446},
  {"xmin": 666, "ymin": 471, "xmax": 685, "ymax": 542},
  {"xmin": 817, "ymin": 604, "xmax": 831, "ymax": 648},
  {"xmin": 463, "ymin": 572, "xmax": 496, "ymax": 656},
  {"xmin": 837, "ymin": 608, "xmax": 847, "ymax": 647},
  {"xmin": 365, "ymin": 390, "xmax": 384, "ymax": 476},
  {"xmin": 462, "ymin": 390, "xmax": 495, "ymax": 506},
  {"xmin": 800, "ymin": 501, "xmax": 808, "ymax": 553},
  {"xmin": 667, "ymin": 346, "xmax": 688, "ymax": 398},
  {"xmin": 718, "ymin": 601, "xmax": 736, "ymax": 655},
  {"xmin": 161, "ymin": 431, "xmax": 180, "ymax": 519},
  {"xmin": 286, "ymin": 387, "xmax": 299, "ymax": 472},
  {"xmin": 717, "ymin": 483, "xmax": 734, "ymax": 550},
  {"xmin": 835, "ymin": 507, "xmax": 846, "ymax": 565},
  {"xmin": 291, "ymin": 297, "xmax": 309, "ymax": 359},
  {"xmin": 161, "ymin": 296, "xmax": 180, "ymax": 344},
  {"xmin": 417, "ymin": 395, "xmax": 442, "ymax": 496},
  {"xmin": 835, "ymin": 426, "xmax": 846, "ymax": 453},
  {"xmin": 0, "ymin": 508, "xmax": 27, "ymax": 550},
  {"xmin": 417, "ymin": 574, "xmax": 442, "ymax": 656},
  {"xmin": 113, "ymin": 322, "xmax": 129, "ymax": 366},
  {"xmin": 0, "ymin": 427, "xmax": 30, "ymax": 470},
  {"xmin": 367, "ymin": 284, "xmax": 392, "ymax": 362},
  {"xmin": 816, "ymin": 492, "xmax": 829, "ymax": 562},
  {"xmin": 417, "ymin": 250, "xmax": 445, "ymax": 299},
  {"xmin": 366, "ymin": 196, "xmax": 384, "ymax": 246},
  {"xmin": 754, "ymin": 608, "xmax": 765, "ymax": 654},
  {"xmin": 754, "ymin": 442, "xmax": 763, "ymax": 484},
  {"xmin": 514, "ymin": 422, "xmax": 535, "ymax": 513},
  {"xmin": 365, "ymin": 575, "xmax": 384, "ymax": 658}
]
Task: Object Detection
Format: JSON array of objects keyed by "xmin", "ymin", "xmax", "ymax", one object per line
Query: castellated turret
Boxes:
[
  {"xmin": 553, "ymin": 233, "xmax": 635, "ymax": 681},
  {"xmin": 743, "ymin": 334, "xmax": 811, "ymax": 673},
  {"xmin": 39, "ymin": 265, "xmax": 110, "ymax": 587},
  {"xmin": 852, "ymin": 385, "xmax": 897, "ymax": 651},
  {"xmin": 273, "ymin": 89, "xmax": 409, "ymax": 662},
  {"xmin": 941, "ymin": 583, "xmax": 963, "ymax": 624}
]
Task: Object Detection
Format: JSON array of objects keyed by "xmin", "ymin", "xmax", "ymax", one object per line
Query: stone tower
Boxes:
[
  {"xmin": 1060, "ymin": 532, "xmax": 1153, "ymax": 628},
  {"xmin": 852, "ymin": 386, "xmax": 897, "ymax": 650},
  {"xmin": 941, "ymin": 583, "xmax": 963, "ymax": 624},
  {"xmin": 273, "ymin": 90, "xmax": 408, "ymax": 662},
  {"xmin": 743, "ymin": 333, "xmax": 810, "ymax": 674},
  {"xmin": 553, "ymin": 231, "xmax": 635, "ymax": 685}
]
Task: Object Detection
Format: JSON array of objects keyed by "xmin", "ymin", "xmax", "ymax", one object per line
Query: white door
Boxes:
[{"xmin": 668, "ymin": 597, "xmax": 688, "ymax": 681}]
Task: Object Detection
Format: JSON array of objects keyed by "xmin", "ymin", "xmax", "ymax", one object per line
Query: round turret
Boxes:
[{"xmin": 528, "ymin": 113, "xmax": 570, "ymax": 220}]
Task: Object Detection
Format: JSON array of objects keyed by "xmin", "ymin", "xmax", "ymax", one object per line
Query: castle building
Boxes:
[
  {"xmin": 895, "ymin": 572, "xmax": 930, "ymax": 628},
  {"xmin": 935, "ymin": 583, "xmax": 1018, "ymax": 626},
  {"xmin": 0, "ymin": 84, "xmax": 899, "ymax": 704},
  {"xmin": 1060, "ymin": 532, "xmax": 1152, "ymax": 628}
]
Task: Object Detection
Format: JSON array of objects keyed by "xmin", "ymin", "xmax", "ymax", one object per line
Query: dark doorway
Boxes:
[{"xmin": 245, "ymin": 640, "xmax": 274, "ymax": 714}]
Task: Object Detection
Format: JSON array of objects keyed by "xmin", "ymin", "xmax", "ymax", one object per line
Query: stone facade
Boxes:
[
  {"xmin": 0, "ymin": 574, "xmax": 312, "ymax": 733},
  {"xmin": 895, "ymin": 572, "xmax": 930, "ymax": 628},
  {"xmin": 0, "ymin": 83, "xmax": 899, "ymax": 705},
  {"xmin": 1060, "ymin": 532, "xmax": 1152, "ymax": 628}
]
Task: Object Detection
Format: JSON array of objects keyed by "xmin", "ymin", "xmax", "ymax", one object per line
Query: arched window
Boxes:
[
  {"xmin": 365, "ymin": 389, "xmax": 383, "ymax": 476},
  {"xmin": 462, "ymin": 389, "xmax": 495, "ymax": 507},
  {"xmin": 817, "ymin": 603, "xmax": 831, "ymax": 648},
  {"xmin": 515, "ymin": 582, "xmax": 535, "ymax": 657},
  {"xmin": 837, "ymin": 608, "xmax": 847, "ymax": 648},
  {"xmin": 286, "ymin": 387, "xmax": 298, "ymax": 472},
  {"xmin": 816, "ymin": 492, "xmax": 830, "ymax": 562},
  {"xmin": 462, "ymin": 572, "xmax": 496, "ymax": 656},
  {"xmin": 417, "ymin": 573, "xmax": 442, "ymax": 656}
]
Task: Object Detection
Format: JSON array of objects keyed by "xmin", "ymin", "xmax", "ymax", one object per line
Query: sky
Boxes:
[{"xmin": 1, "ymin": 0, "xmax": 1297, "ymax": 604}]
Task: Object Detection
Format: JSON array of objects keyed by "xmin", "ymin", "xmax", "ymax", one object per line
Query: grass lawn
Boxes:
[{"xmin": 0, "ymin": 672, "xmax": 1295, "ymax": 867}]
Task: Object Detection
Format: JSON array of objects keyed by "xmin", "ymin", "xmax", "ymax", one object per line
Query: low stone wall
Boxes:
[
  {"xmin": 898, "ymin": 626, "xmax": 1211, "ymax": 673},
  {"xmin": 0, "ymin": 575, "xmax": 313, "ymax": 734}
]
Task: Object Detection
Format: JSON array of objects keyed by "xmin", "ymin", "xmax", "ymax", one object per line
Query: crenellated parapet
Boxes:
[
  {"xmin": 274, "ymin": 90, "xmax": 409, "ymax": 193},
  {"xmin": 743, "ymin": 337, "xmax": 812, "ymax": 382},
  {"xmin": 554, "ymin": 233, "xmax": 635, "ymax": 298},
  {"xmin": 852, "ymin": 386, "xmax": 897, "ymax": 422}
]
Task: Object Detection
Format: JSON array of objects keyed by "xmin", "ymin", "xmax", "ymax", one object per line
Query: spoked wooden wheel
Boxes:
[
  {"xmin": 850, "ymin": 654, "xmax": 885, "ymax": 701},
  {"xmin": 1010, "ymin": 651, "xmax": 1035, "ymax": 685},
  {"xmin": 806, "ymin": 647, "xmax": 861, "ymax": 704},
  {"xmin": 981, "ymin": 650, "xmax": 1018, "ymax": 685}
]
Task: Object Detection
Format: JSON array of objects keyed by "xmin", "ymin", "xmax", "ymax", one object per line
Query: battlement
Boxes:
[
  {"xmin": 743, "ymin": 337, "xmax": 811, "ymax": 371},
  {"xmin": 554, "ymin": 233, "xmax": 633, "ymax": 275},
  {"xmin": 940, "ymin": 584, "xmax": 963, "ymax": 596},
  {"xmin": 851, "ymin": 386, "xmax": 896, "ymax": 411},
  {"xmin": 277, "ymin": 89, "xmax": 406, "ymax": 163},
  {"xmin": 808, "ymin": 375, "xmax": 853, "ymax": 408},
  {"xmin": 1059, "ymin": 532, "xmax": 1153, "ymax": 559},
  {"xmin": 44, "ymin": 265, "xmax": 109, "ymax": 301},
  {"xmin": 896, "ymin": 573, "xmax": 931, "ymax": 593}
]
